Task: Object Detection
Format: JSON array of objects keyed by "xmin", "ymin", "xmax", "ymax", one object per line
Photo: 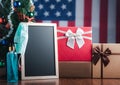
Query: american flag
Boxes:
[{"xmin": 33, "ymin": 0, "xmax": 120, "ymax": 43}]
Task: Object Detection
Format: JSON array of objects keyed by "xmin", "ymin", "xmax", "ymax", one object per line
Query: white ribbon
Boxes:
[{"xmin": 57, "ymin": 28, "xmax": 92, "ymax": 49}]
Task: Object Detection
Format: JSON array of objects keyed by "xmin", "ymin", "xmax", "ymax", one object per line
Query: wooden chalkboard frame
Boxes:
[{"xmin": 21, "ymin": 23, "xmax": 59, "ymax": 80}]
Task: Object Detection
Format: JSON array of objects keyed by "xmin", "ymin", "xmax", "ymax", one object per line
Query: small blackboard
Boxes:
[{"xmin": 21, "ymin": 23, "xmax": 59, "ymax": 80}]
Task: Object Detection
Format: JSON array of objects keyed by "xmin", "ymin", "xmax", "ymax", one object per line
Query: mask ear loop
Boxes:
[
  {"xmin": 18, "ymin": 54, "xmax": 21, "ymax": 71},
  {"xmin": 14, "ymin": 42, "xmax": 21, "ymax": 71}
]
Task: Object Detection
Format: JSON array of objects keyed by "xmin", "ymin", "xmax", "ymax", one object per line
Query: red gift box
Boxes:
[{"xmin": 57, "ymin": 27, "xmax": 92, "ymax": 61}]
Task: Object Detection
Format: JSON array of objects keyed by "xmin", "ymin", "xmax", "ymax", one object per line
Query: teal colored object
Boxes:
[
  {"xmin": 0, "ymin": 62, "xmax": 2, "ymax": 66},
  {"xmin": 7, "ymin": 51, "xmax": 18, "ymax": 82},
  {"xmin": 0, "ymin": 60, "xmax": 5, "ymax": 67},
  {"xmin": 14, "ymin": 22, "xmax": 28, "ymax": 56}
]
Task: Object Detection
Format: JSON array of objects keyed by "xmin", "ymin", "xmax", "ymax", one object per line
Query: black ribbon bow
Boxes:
[{"xmin": 92, "ymin": 46, "xmax": 112, "ymax": 67}]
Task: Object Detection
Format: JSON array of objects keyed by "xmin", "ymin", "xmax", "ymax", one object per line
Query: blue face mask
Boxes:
[{"xmin": 14, "ymin": 22, "xmax": 28, "ymax": 56}]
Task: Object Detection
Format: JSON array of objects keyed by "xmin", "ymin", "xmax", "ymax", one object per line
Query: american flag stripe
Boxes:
[
  {"xmin": 92, "ymin": 0, "xmax": 100, "ymax": 43},
  {"xmin": 107, "ymin": 0, "xmax": 116, "ymax": 43},
  {"xmin": 75, "ymin": 0, "xmax": 84, "ymax": 26},
  {"xmin": 68, "ymin": 21, "xmax": 75, "ymax": 26},
  {"xmin": 99, "ymin": 0, "xmax": 108, "ymax": 43},
  {"xmin": 52, "ymin": 21, "xmax": 59, "ymax": 26},
  {"xmin": 34, "ymin": 0, "xmax": 120, "ymax": 43},
  {"xmin": 84, "ymin": 0, "xmax": 92, "ymax": 26},
  {"xmin": 59, "ymin": 21, "xmax": 68, "ymax": 26}
]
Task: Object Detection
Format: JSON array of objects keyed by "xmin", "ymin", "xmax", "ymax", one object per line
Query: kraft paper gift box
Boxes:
[
  {"xmin": 57, "ymin": 27, "xmax": 92, "ymax": 78},
  {"xmin": 92, "ymin": 43, "xmax": 120, "ymax": 78}
]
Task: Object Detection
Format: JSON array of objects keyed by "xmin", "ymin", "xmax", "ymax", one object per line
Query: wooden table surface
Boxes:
[{"xmin": 0, "ymin": 78, "xmax": 120, "ymax": 85}]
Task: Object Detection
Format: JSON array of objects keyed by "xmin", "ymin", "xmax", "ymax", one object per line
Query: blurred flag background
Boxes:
[{"xmin": 33, "ymin": 0, "xmax": 120, "ymax": 43}]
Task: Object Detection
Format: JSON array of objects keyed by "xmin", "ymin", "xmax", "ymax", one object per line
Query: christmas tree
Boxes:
[{"xmin": 0, "ymin": 0, "xmax": 35, "ymax": 67}]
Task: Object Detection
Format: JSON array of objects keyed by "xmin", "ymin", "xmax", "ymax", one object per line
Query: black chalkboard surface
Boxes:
[{"xmin": 21, "ymin": 23, "xmax": 59, "ymax": 80}]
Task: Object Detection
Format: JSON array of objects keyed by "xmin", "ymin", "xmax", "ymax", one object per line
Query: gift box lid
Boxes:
[{"xmin": 57, "ymin": 27, "xmax": 92, "ymax": 61}]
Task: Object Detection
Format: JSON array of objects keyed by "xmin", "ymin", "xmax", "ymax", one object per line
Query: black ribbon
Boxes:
[{"xmin": 92, "ymin": 46, "xmax": 112, "ymax": 67}]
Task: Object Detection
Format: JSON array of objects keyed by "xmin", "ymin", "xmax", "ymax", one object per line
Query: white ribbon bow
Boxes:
[
  {"xmin": 57, "ymin": 28, "xmax": 92, "ymax": 49},
  {"xmin": 65, "ymin": 28, "xmax": 84, "ymax": 49}
]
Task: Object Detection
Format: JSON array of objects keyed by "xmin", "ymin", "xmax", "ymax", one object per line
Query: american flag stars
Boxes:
[{"xmin": 34, "ymin": 0, "xmax": 75, "ymax": 20}]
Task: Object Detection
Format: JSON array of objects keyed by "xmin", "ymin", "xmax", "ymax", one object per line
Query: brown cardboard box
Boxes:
[
  {"xmin": 59, "ymin": 61, "xmax": 91, "ymax": 78},
  {"xmin": 92, "ymin": 43, "xmax": 120, "ymax": 78}
]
